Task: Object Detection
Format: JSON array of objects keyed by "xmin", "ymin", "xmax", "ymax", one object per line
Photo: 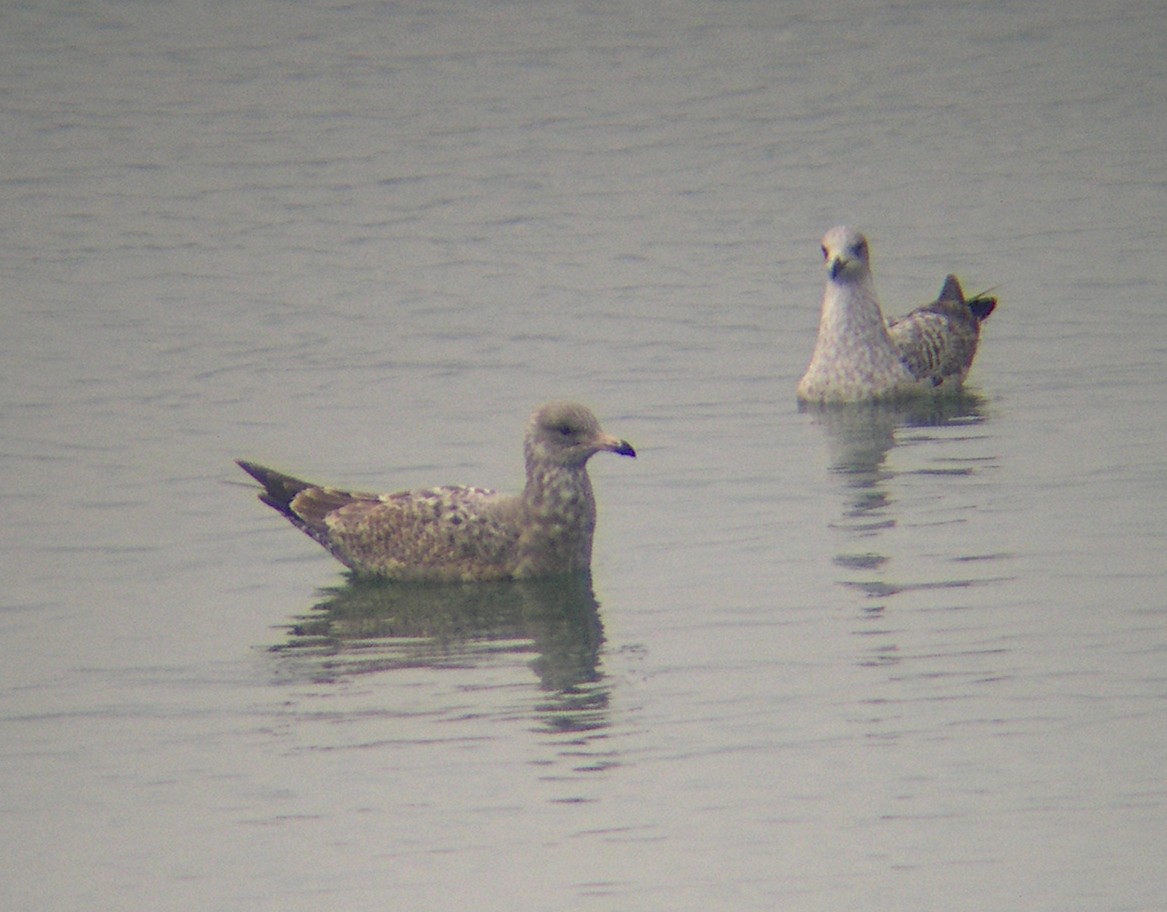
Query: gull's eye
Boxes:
[
  {"xmin": 821, "ymin": 244, "xmax": 829, "ymax": 260},
  {"xmin": 855, "ymin": 240, "xmax": 867, "ymax": 259},
  {"xmin": 557, "ymin": 424, "xmax": 574, "ymax": 437}
]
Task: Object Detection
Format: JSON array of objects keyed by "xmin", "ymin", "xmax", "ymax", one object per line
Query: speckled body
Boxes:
[
  {"xmin": 238, "ymin": 401, "xmax": 635, "ymax": 582},
  {"xmin": 797, "ymin": 227, "xmax": 995, "ymax": 404}
]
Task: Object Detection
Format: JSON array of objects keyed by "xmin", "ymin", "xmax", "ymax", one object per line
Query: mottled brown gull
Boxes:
[
  {"xmin": 797, "ymin": 226, "xmax": 996, "ymax": 404},
  {"xmin": 237, "ymin": 401, "xmax": 635, "ymax": 582}
]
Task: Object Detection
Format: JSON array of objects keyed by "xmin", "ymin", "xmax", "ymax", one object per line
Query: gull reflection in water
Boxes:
[
  {"xmin": 802, "ymin": 394, "xmax": 1001, "ymax": 665},
  {"xmin": 270, "ymin": 570, "xmax": 609, "ymax": 732}
]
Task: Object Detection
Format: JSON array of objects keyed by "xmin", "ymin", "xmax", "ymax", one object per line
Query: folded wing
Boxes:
[{"xmin": 887, "ymin": 275, "xmax": 995, "ymax": 387}]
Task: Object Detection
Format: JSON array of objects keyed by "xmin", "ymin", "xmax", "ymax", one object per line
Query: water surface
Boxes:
[{"xmin": 2, "ymin": 2, "xmax": 1165, "ymax": 910}]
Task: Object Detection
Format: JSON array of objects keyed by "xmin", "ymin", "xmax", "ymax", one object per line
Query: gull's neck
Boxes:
[
  {"xmin": 523, "ymin": 459, "xmax": 596, "ymax": 525},
  {"xmin": 518, "ymin": 454, "xmax": 597, "ymax": 575},
  {"xmin": 820, "ymin": 275, "xmax": 892, "ymax": 342}
]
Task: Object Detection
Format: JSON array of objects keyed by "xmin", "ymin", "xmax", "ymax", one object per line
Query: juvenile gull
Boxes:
[
  {"xmin": 237, "ymin": 401, "xmax": 636, "ymax": 582},
  {"xmin": 797, "ymin": 226, "xmax": 996, "ymax": 404}
]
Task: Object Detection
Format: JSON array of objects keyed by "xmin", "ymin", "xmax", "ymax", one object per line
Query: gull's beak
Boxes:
[
  {"xmin": 597, "ymin": 433, "xmax": 636, "ymax": 458},
  {"xmin": 829, "ymin": 255, "xmax": 848, "ymax": 280}
]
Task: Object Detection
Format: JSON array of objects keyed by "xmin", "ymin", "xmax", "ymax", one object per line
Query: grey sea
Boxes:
[{"xmin": 2, "ymin": 2, "xmax": 1165, "ymax": 910}]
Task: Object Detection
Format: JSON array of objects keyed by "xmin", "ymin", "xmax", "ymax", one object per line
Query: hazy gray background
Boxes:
[{"xmin": 2, "ymin": 1, "xmax": 1164, "ymax": 909}]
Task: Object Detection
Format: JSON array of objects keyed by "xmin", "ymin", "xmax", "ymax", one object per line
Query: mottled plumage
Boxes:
[
  {"xmin": 797, "ymin": 226, "xmax": 996, "ymax": 404},
  {"xmin": 887, "ymin": 274, "xmax": 996, "ymax": 384},
  {"xmin": 238, "ymin": 401, "xmax": 635, "ymax": 582}
]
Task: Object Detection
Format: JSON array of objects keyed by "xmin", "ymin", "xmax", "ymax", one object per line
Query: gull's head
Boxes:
[
  {"xmin": 526, "ymin": 401, "xmax": 636, "ymax": 468},
  {"xmin": 821, "ymin": 226, "xmax": 871, "ymax": 283}
]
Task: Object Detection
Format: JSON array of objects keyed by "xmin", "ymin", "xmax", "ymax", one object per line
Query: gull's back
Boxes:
[{"xmin": 887, "ymin": 275, "xmax": 995, "ymax": 387}]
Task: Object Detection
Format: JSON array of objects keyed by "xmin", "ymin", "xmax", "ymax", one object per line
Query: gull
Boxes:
[
  {"xmin": 797, "ymin": 226, "xmax": 996, "ymax": 403},
  {"xmin": 237, "ymin": 401, "xmax": 635, "ymax": 582}
]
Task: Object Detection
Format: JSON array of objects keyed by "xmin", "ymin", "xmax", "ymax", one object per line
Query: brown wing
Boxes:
[
  {"xmin": 238, "ymin": 460, "xmax": 523, "ymax": 580},
  {"xmin": 311, "ymin": 485, "xmax": 524, "ymax": 580},
  {"xmin": 886, "ymin": 275, "xmax": 986, "ymax": 385}
]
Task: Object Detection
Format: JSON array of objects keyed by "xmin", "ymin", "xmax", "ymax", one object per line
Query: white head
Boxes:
[{"xmin": 821, "ymin": 226, "xmax": 872, "ymax": 284}]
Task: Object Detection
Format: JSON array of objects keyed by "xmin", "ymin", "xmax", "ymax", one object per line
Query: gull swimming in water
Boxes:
[
  {"xmin": 237, "ymin": 401, "xmax": 636, "ymax": 582},
  {"xmin": 797, "ymin": 226, "xmax": 996, "ymax": 404}
]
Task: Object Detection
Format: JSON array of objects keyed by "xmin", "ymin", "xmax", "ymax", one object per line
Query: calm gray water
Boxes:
[{"xmin": 2, "ymin": 1, "xmax": 1165, "ymax": 910}]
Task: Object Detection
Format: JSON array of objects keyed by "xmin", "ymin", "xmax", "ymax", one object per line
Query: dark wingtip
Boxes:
[
  {"xmin": 235, "ymin": 460, "xmax": 312, "ymax": 513},
  {"xmin": 938, "ymin": 273, "xmax": 996, "ymax": 322},
  {"xmin": 235, "ymin": 459, "xmax": 267, "ymax": 484},
  {"xmin": 938, "ymin": 274, "xmax": 964, "ymax": 303},
  {"xmin": 968, "ymin": 295, "xmax": 997, "ymax": 321}
]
